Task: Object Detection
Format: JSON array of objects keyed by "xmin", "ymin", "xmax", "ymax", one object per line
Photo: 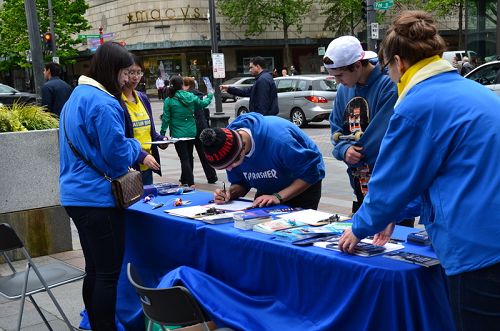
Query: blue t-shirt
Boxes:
[{"xmin": 227, "ymin": 114, "xmax": 325, "ymax": 194}]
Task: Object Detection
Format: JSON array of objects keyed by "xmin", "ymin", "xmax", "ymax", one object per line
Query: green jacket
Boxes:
[{"xmin": 160, "ymin": 90, "xmax": 213, "ymax": 138}]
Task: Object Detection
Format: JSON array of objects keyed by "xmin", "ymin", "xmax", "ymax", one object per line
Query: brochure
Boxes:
[
  {"xmin": 273, "ymin": 224, "xmax": 343, "ymax": 242},
  {"xmin": 277, "ymin": 209, "xmax": 343, "ymax": 226},
  {"xmin": 384, "ymin": 251, "xmax": 440, "ymax": 267},
  {"xmin": 314, "ymin": 237, "xmax": 404, "ymax": 257},
  {"xmin": 252, "ymin": 219, "xmax": 305, "ymax": 235},
  {"xmin": 144, "ymin": 138, "xmax": 195, "ymax": 144}
]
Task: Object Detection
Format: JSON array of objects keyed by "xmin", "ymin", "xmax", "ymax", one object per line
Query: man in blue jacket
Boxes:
[
  {"xmin": 200, "ymin": 113, "xmax": 324, "ymax": 209},
  {"xmin": 220, "ymin": 56, "xmax": 279, "ymax": 116},
  {"xmin": 41, "ymin": 62, "xmax": 72, "ymax": 116}
]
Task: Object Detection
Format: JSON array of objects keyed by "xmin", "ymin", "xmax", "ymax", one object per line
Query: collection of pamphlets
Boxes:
[{"xmin": 163, "ymin": 201, "xmax": 440, "ymax": 267}]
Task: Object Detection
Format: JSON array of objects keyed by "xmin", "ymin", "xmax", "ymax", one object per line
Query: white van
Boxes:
[{"xmin": 442, "ymin": 50, "xmax": 478, "ymax": 64}]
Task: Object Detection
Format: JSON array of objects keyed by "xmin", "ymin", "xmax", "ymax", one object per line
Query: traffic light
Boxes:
[
  {"xmin": 43, "ymin": 32, "xmax": 53, "ymax": 52},
  {"xmin": 215, "ymin": 23, "xmax": 221, "ymax": 42},
  {"xmin": 361, "ymin": 0, "xmax": 367, "ymax": 21}
]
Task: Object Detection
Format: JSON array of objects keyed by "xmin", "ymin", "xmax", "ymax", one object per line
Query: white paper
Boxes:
[
  {"xmin": 144, "ymin": 138, "xmax": 195, "ymax": 144},
  {"xmin": 164, "ymin": 205, "xmax": 209, "ymax": 218},
  {"xmin": 205, "ymin": 200, "xmax": 253, "ymax": 211},
  {"xmin": 277, "ymin": 209, "xmax": 334, "ymax": 226}
]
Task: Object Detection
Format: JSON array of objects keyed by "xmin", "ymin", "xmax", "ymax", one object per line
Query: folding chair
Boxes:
[
  {"xmin": 0, "ymin": 223, "xmax": 86, "ymax": 331},
  {"xmin": 127, "ymin": 263, "xmax": 233, "ymax": 331}
]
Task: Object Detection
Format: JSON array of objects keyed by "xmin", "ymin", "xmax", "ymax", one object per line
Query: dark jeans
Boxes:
[
  {"xmin": 447, "ymin": 262, "xmax": 500, "ymax": 331},
  {"xmin": 256, "ymin": 180, "xmax": 322, "ymax": 210},
  {"xmin": 64, "ymin": 206, "xmax": 125, "ymax": 331},
  {"xmin": 194, "ymin": 136, "xmax": 217, "ymax": 182},
  {"xmin": 174, "ymin": 140, "xmax": 195, "ymax": 186},
  {"xmin": 141, "ymin": 169, "xmax": 153, "ymax": 185}
]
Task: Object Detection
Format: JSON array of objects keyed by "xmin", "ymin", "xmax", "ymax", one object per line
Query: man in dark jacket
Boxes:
[
  {"xmin": 41, "ymin": 62, "xmax": 72, "ymax": 116},
  {"xmin": 220, "ymin": 56, "xmax": 279, "ymax": 116}
]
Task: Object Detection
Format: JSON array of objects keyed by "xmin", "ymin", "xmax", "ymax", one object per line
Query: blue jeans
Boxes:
[
  {"xmin": 65, "ymin": 206, "xmax": 125, "ymax": 331},
  {"xmin": 447, "ymin": 262, "xmax": 500, "ymax": 331}
]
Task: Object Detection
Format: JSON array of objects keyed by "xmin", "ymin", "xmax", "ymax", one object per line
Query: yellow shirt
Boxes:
[{"xmin": 122, "ymin": 91, "xmax": 152, "ymax": 171}]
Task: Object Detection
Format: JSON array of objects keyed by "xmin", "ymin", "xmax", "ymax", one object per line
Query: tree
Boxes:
[
  {"xmin": 320, "ymin": 0, "xmax": 365, "ymax": 37},
  {"xmin": 216, "ymin": 0, "xmax": 313, "ymax": 68},
  {"xmin": 0, "ymin": 0, "xmax": 89, "ymax": 71}
]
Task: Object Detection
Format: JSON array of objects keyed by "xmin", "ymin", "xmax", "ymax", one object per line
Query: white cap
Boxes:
[{"xmin": 323, "ymin": 36, "xmax": 378, "ymax": 69}]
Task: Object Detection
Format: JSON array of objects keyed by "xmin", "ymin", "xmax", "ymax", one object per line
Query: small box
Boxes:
[{"xmin": 407, "ymin": 230, "xmax": 431, "ymax": 246}]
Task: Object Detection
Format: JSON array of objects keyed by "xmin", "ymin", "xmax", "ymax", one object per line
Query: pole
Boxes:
[
  {"xmin": 47, "ymin": 0, "xmax": 56, "ymax": 58},
  {"xmin": 24, "ymin": 0, "xmax": 45, "ymax": 98},
  {"xmin": 367, "ymin": 0, "xmax": 376, "ymax": 51},
  {"xmin": 208, "ymin": 0, "xmax": 229, "ymax": 127}
]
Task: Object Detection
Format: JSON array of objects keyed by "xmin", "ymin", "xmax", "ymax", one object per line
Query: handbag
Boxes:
[{"xmin": 63, "ymin": 116, "xmax": 143, "ymax": 209}]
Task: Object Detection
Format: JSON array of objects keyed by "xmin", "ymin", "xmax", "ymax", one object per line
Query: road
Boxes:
[{"xmin": 150, "ymin": 98, "xmax": 353, "ymax": 215}]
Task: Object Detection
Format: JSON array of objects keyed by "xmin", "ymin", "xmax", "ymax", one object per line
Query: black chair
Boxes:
[
  {"xmin": 127, "ymin": 263, "xmax": 233, "ymax": 331},
  {"xmin": 0, "ymin": 223, "xmax": 86, "ymax": 331}
]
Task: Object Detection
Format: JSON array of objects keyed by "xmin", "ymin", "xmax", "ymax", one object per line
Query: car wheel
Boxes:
[
  {"xmin": 237, "ymin": 107, "xmax": 249, "ymax": 116},
  {"xmin": 290, "ymin": 108, "xmax": 307, "ymax": 128}
]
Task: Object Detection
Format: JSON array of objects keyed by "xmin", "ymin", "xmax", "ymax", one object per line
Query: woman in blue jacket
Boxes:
[
  {"xmin": 338, "ymin": 11, "xmax": 500, "ymax": 331},
  {"xmin": 59, "ymin": 42, "xmax": 141, "ymax": 331}
]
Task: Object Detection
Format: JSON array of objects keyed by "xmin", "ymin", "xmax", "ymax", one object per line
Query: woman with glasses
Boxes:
[
  {"xmin": 122, "ymin": 54, "xmax": 169, "ymax": 185},
  {"xmin": 338, "ymin": 11, "xmax": 500, "ymax": 330}
]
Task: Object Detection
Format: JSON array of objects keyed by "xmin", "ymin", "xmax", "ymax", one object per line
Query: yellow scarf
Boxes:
[{"xmin": 396, "ymin": 55, "xmax": 455, "ymax": 107}]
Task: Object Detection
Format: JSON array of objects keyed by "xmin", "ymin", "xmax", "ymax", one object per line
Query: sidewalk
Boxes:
[{"xmin": 0, "ymin": 100, "xmax": 353, "ymax": 330}]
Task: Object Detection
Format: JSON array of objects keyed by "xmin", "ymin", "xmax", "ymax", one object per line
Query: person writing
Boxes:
[
  {"xmin": 337, "ymin": 11, "xmax": 500, "ymax": 331},
  {"xmin": 199, "ymin": 113, "xmax": 325, "ymax": 209},
  {"xmin": 59, "ymin": 42, "xmax": 141, "ymax": 331},
  {"xmin": 122, "ymin": 54, "xmax": 169, "ymax": 185},
  {"xmin": 160, "ymin": 75, "xmax": 213, "ymax": 187}
]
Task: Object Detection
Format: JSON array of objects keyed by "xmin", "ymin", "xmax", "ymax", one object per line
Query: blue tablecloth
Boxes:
[{"xmin": 116, "ymin": 191, "xmax": 455, "ymax": 331}]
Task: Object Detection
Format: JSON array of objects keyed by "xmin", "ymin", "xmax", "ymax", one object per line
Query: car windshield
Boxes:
[
  {"xmin": 0, "ymin": 84, "xmax": 18, "ymax": 94},
  {"xmin": 313, "ymin": 79, "xmax": 337, "ymax": 91}
]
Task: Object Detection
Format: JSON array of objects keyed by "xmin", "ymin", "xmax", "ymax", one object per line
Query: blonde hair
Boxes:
[{"xmin": 379, "ymin": 11, "xmax": 446, "ymax": 67}]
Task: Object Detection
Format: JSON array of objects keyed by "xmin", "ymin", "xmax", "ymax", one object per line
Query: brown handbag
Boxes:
[{"xmin": 63, "ymin": 115, "xmax": 144, "ymax": 209}]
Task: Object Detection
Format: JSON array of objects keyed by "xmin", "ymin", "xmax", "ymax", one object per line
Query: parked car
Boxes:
[
  {"xmin": 220, "ymin": 76, "xmax": 256, "ymax": 102},
  {"xmin": 464, "ymin": 60, "xmax": 500, "ymax": 96},
  {"xmin": 234, "ymin": 75, "xmax": 337, "ymax": 128},
  {"xmin": 0, "ymin": 83, "xmax": 37, "ymax": 106}
]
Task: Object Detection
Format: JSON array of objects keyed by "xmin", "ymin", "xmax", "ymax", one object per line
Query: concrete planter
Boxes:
[{"xmin": 0, "ymin": 129, "xmax": 72, "ymax": 259}]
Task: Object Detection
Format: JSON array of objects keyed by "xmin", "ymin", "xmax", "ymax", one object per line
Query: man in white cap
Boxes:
[{"xmin": 324, "ymin": 36, "xmax": 416, "ymax": 231}]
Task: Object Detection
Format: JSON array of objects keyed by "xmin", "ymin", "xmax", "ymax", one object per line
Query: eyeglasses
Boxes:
[
  {"xmin": 381, "ymin": 56, "xmax": 393, "ymax": 71},
  {"xmin": 128, "ymin": 71, "xmax": 144, "ymax": 77}
]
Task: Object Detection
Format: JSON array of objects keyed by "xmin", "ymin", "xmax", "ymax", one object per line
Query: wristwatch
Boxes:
[{"xmin": 273, "ymin": 193, "xmax": 283, "ymax": 203}]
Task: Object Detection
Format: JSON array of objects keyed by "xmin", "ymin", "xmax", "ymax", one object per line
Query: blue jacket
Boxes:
[
  {"xmin": 41, "ymin": 77, "xmax": 72, "ymax": 116},
  {"xmin": 227, "ymin": 113, "xmax": 324, "ymax": 194},
  {"xmin": 352, "ymin": 71, "xmax": 500, "ymax": 275},
  {"xmin": 329, "ymin": 64, "xmax": 398, "ymax": 163},
  {"xmin": 59, "ymin": 77, "xmax": 141, "ymax": 207},
  {"xmin": 122, "ymin": 91, "xmax": 164, "ymax": 176},
  {"xmin": 228, "ymin": 71, "xmax": 279, "ymax": 116}
]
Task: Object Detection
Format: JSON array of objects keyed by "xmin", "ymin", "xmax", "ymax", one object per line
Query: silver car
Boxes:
[
  {"xmin": 464, "ymin": 60, "xmax": 500, "ymax": 96},
  {"xmin": 234, "ymin": 75, "xmax": 337, "ymax": 127},
  {"xmin": 220, "ymin": 76, "xmax": 256, "ymax": 102}
]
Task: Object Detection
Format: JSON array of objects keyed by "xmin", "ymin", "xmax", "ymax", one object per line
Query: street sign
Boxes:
[
  {"xmin": 212, "ymin": 53, "xmax": 225, "ymax": 79},
  {"xmin": 371, "ymin": 23, "xmax": 379, "ymax": 40},
  {"xmin": 52, "ymin": 56, "xmax": 59, "ymax": 64},
  {"xmin": 78, "ymin": 34, "xmax": 100, "ymax": 39},
  {"xmin": 318, "ymin": 46, "xmax": 325, "ymax": 56},
  {"xmin": 374, "ymin": 0, "xmax": 394, "ymax": 10}
]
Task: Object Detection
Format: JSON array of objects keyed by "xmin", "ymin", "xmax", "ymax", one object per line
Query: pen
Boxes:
[{"xmin": 222, "ymin": 181, "xmax": 226, "ymax": 194}]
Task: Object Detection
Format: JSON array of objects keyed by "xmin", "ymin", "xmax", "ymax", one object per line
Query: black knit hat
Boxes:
[{"xmin": 199, "ymin": 128, "xmax": 243, "ymax": 170}]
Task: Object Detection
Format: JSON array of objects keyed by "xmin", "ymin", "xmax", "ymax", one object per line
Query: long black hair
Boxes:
[
  {"xmin": 165, "ymin": 75, "xmax": 183, "ymax": 98},
  {"xmin": 88, "ymin": 42, "xmax": 133, "ymax": 98}
]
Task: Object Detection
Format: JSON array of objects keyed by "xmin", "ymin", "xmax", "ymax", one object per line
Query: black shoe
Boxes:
[{"xmin": 208, "ymin": 178, "xmax": 218, "ymax": 184}]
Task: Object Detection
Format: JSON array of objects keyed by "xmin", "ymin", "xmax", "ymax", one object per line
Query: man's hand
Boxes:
[
  {"xmin": 157, "ymin": 137, "xmax": 171, "ymax": 150},
  {"xmin": 372, "ymin": 222, "xmax": 396, "ymax": 246},
  {"xmin": 338, "ymin": 227, "xmax": 361, "ymax": 254},
  {"xmin": 252, "ymin": 194, "xmax": 280, "ymax": 208},
  {"xmin": 345, "ymin": 145, "xmax": 364, "ymax": 165},
  {"xmin": 143, "ymin": 154, "xmax": 160, "ymax": 171},
  {"xmin": 213, "ymin": 188, "xmax": 231, "ymax": 204},
  {"xmin": 220, "ymin": 85, "xmax": 229, "ymax": 92}
]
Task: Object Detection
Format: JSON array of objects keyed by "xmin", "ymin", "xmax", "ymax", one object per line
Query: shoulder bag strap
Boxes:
[{"xmin": 62, "ymin": 112, "xmax": 112, "ymax": 182}]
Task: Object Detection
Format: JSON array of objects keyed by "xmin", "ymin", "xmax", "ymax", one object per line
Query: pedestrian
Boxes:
[
  {"xmin": 460, "ymin": 56, "xmax": 473, "ymax": 76},
  {"xmin": 122, "ymin": 54, "xmax": 170, "ymax": 185},
  {"xmin": 281, "ymin": 68, "xmax": 289, "ymax": 76},
  {"xmin": 182, "ymin": 76, "xmax": 218, "ymax": 184},
  {"xmin": 41, "ymin": 62, "xmax": 72, "ymax": 116},
  {"xmin": 59, "ymin": 42, "xmax": 141, "ymax": 331},
  {"xmin": 220, "ymin": 56, "xmax": 279, "ymax": 116},
  {"xmin": 337, "ymin": 11, "xmax": 500, "ymax": 331},
  {"xmin": 160, "ymin": 75, "xmax": 213, "ymax": 187},
  {"xmin": 290, "ymin": 65, "xmax": 299, "ymax": 75},
  {"xmin": 200, "ymin": 113, "xmax": 325, "ymax": 210},
  {"xmin": 156, "ymin": 75, "xmax": 165, "ymax": 99}
]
